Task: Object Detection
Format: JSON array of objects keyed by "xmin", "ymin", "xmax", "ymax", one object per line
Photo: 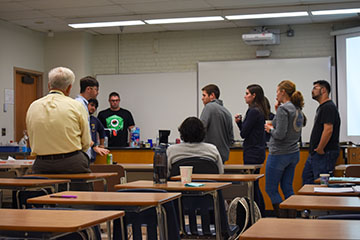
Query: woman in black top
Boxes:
[{"xmin": 235, "ymin": 84, "xmax": 269, "ymax": 216}]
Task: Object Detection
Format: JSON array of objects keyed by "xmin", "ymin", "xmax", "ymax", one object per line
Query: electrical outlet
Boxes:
[{"xmin": 2, "ymin": 128, "xmax": 5, "ymax": 136}]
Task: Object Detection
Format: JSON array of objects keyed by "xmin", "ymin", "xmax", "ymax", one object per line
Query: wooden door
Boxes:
[{"xmin": 14, "ymin": 68, "xmax": 43, "ymax": 142}]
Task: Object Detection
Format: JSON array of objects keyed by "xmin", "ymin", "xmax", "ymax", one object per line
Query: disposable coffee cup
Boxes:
[
  {"xmin": 265, "ymin": 120, "xmax": 273, "ymax": 126},
  {"xmin": 180, "ymin": 166, "xmax": 193, "ymax": 184},
  {"xmin": 320, "ymin": 173, "xmax": 330, "ymax": 186}
]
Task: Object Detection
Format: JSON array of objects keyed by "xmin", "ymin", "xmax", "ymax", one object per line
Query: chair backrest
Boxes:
[
  {"xmin": 345, "ymin": 165, "xmax": 360, "ymax": 177},
  {"xmin": 169, "ymin": 157, "xmax": 219, "ymax": 177},
  {"xmin": 89, "ymin": 164, "xmax": 125, "ymax": 191}
]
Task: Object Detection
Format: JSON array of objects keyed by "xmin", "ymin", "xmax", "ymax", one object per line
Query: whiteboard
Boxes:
[
  {"xmin": 198, "ymin": 57, "xmax": 332, "ymax": 142},
  {"xmin": 97, "ymin": 72, "xmax": 197, "ymax": 143}
]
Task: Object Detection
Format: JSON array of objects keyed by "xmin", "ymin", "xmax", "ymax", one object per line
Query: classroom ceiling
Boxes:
[{"xmin": 0, "ymin": 0, "xmax": 360, "ymax": 35}]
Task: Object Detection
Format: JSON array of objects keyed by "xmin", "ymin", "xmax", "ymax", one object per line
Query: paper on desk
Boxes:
[
  {"xmin": 314, "ymin": 187, "xmax": 355, "ymax": 193},
  {"xmin": 352, "ymin": 186, "xmax": 360, "ymax": 192}
]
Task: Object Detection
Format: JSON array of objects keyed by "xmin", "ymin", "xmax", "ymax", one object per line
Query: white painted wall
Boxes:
[
  {"xmin": 0, "ymin": 20, "xmax": 44, "ymax": 143},
  {"xmin": 44, "ymin": 32, "xmax": 94, "ymax": 98},
  {"xmin": 92, "ymin": 23, "xmax": 334, "ymax": 75}
]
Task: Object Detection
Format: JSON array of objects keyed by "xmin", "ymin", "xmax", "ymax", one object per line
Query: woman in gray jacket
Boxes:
[{"xmin": 264, "ymin": 80, "xmax": 306, "ymax": 217}]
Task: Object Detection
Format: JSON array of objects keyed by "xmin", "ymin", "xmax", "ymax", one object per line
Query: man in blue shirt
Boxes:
[{"xmin": 88, "ymin": 98, "xmax": 106, "ymax": 163}]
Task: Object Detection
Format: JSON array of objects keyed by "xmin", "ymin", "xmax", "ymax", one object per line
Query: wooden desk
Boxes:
[
  {"xmin": 26, "ymin": 172, "xmax": 118, "ymax": 191},
  {"xmin": 0, "ymin": 208, "xmax": 124, "ymax": 239},
  {"xmin": 0, "ymin": 178, "xmax": 70, "ymax": 208},
  {"xmin": 224, "ymin": 164, "xmax": 263, "ymax": 174},
  {"xmin": 171, "ymin": 173, "xmax": 264, "ymax": 225},
  {"xmin": 298, "ymin": 184, "xmax": 360, "ymax": 196},
  {"xmin": 239, "ymin": 218, "xmax": 360, "ymax": 240},
  {"xmin": 28, "ymin": 191, "xmax": 182, "ymax": 240},
  {"xmin": 115, "ymin": 180, "xmax": 232, "ymax": 240},
  {"xmin": 0, "ymin": 160, "xmax": 34, "ymax": 176},
  {"xmin": 280, "ymin": 195, "xmax": 360, "ymax": 211},
  {"xmin": 315, "ymin": 177, "xmax": 360, "ymax": 184}
]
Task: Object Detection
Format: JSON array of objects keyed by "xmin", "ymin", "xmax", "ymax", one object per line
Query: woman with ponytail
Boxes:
[
  {"xmin": 264, "ymin": 80, "xmax": 305, "ymax": 218},
  {"xmin": 235, "ymin": 84, "xmax": 269, "ymax": 216}
]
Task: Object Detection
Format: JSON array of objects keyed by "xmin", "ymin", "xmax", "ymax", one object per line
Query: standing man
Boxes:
[
  {"xmin": 302, "ymin": 80, "xmax": 341, "ymax": 184},
  {"xmin": 75, "ymin": 76, "xmax": 109, "ymax": 159},
  {"xmin": 200, "ymin": 84, "xmax": 234, "ymax": 162},
  {"xmin": 26, "ymin": 67, "xmax": 91, "ymax": 174},
  {"xmin": 88, "ymin": 98, "xmax": 106, "ymax": 163},
  {"xmin": 98, "ymin": 92, "xmax": 135, "ymax": 147}
]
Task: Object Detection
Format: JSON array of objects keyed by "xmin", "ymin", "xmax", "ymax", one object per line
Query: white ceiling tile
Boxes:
[
  {"xmin": 0, "ymin": 1, "xmax": 30, "ymax": 11},
  {"xmin": 19, "ymin": 0, "xmax": 114, "ymax": 9},
  {"xmin": 0, "ymin": 10, "xmax": 51, "ymax": 20},
  {"xmin": 121, "ymin": 0, "xmax": 213, "ymax": 14},
  {"xmin": 46, "ymin": 5, "xmax": 130, "ymax": 18}
]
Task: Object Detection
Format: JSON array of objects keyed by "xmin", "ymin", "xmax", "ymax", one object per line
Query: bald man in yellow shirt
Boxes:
[{"xmin": 26, "ymin": 67, "xmax": 91, "ymax": 176}]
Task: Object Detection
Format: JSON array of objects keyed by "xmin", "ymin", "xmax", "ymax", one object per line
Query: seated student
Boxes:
[{"xmin": 167, "ymin": 116, "xmax": 224, "ymax": 175}]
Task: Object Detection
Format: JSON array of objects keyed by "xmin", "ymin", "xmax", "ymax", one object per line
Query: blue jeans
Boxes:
[
  {"xmin": 302, "ymin": 150, "xmax": 339, "ymax": 185},
  {"xmin": 265, "ymin": 151, "xmax": 300, "ymax": 204}
]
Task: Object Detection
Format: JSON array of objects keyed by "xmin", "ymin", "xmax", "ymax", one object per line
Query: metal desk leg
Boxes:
[
  {"xmin": 102, "ymin": 178, "xmax": 108, "ymax": 191},
  {"xmin": 210, "ymin": 190, "xmax": 222, "ymax": 240},
  {"xmin": 107, "ymin": 220, "xmax": 112, "ymax": 240},
  {"xmin": 247, "ymin": 181, "xmax": 255, "ymax": 224},
  {"xmin": 177, "ymin": 198, "xmax": 185, "ymax": 236},
  {"xmin": 156, "ymin": 205, "xmax": 168, "ymax": 240}
]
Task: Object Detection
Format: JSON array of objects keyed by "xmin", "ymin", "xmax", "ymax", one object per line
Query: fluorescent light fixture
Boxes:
[
  {"xmin": 225, "ymin": 11, "xmax": 308, "ymax": 20},
  {"xmin": 145, "ymin": 16, "xmax": 224, "ymax": 24},
  {"xmin": 68, "ymin": 20, "xmax": 145, "ymax": 28},
  {"xmin": 311, "ymin": 8, "xmax": 360, "ymax": 16}
]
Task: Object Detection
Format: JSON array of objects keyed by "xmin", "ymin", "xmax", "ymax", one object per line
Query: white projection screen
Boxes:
[{"xmin": 336, "ymin": 28, "xmax": 360, "ymax": 143}]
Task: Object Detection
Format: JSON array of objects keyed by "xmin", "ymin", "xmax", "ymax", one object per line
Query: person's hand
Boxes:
[
  {"xmin": 93, "ymin": 146, "xmax": 110, "ymax": 156},
  {"xmin": 314, "ymin": 148, "xmax": 325, "ymax": 155},
  {"xmin": 234, "ymin": 114, "xmax": 242, "ymax": 123},
  {"xmin": 264, "ymin": 123, "xmax": 273, "ymax": 133}
]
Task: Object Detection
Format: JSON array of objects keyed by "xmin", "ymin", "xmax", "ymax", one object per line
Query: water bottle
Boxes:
[
  {"xmin": 153, "ymin": 143, "xmax": 168, "ymax": 184},
  {"xmin": 19, "ymin": 131, "xmax": 29, "ymax": 152}
]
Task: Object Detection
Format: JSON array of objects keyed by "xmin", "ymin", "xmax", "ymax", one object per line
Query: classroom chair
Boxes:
[
  {"xmin": 169, "ymin": 157, "xmax": 220, "ymax": 177},
  {"xmin": 89, "ymin": 164, "xmax": 125, "ymax": 191}
]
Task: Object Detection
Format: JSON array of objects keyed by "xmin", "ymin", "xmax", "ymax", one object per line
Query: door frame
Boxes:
[{"xmin": 14, "ymin": 67, "xmax": 43, "ymax": 140}]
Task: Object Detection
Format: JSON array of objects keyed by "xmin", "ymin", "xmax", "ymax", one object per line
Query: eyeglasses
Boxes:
[{"xmin": 110, "ymin": 99, "xmax": 120, "ymax": 102}]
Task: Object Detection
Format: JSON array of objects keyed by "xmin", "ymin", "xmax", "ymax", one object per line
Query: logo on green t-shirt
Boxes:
[{"xmin": 106, "ymin": 115, "xmax": 124, "ymax": 131}]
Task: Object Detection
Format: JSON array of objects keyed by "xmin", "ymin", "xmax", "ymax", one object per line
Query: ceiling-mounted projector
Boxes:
[{"xmin": 242, "ymin": 32, "xmax": 280, "ymax": 45}]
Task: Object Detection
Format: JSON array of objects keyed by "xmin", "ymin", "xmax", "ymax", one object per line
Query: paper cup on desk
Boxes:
[
  {"xmin": 180, "ymin": 166, "xmax": 193, "ymax": 184},
  {"xmin": 320, "ymin": 173, "xmax": 330, "ymax": 186}
]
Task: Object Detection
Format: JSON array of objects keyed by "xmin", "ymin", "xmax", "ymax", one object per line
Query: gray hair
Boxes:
[{"xmin": 48, "ymin": 67, "xmax": 75, "ymax": 91}]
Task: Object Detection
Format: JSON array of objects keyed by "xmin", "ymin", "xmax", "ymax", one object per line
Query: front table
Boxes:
[{"xmin": 28, "ymin": 191, "xmax": 181, "ymax": 240}]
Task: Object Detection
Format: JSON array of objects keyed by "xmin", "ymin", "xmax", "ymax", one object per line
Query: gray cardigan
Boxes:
[{"xmin": 268, "ymin": 101, "xmax": 304, "ymax": 155}]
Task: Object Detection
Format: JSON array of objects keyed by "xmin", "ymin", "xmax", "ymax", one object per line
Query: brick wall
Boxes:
[{"xmin": 92, "ymin": 23, "xmax": 334, "ymax": 75}]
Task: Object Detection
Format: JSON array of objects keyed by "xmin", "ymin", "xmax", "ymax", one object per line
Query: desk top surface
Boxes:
[
  {"xmin": 115, "ymin": 180, "xmax": 231, "ymax": 191},
  {"xmin": 239, "ymin": 218, "xmax": 360, "ymax": 240},
  {"xmin": 280, "ymin": 195, "xmax": 360, "ymax": 211},
  {"xmin": 28, "ymin": 191, "xmax": 181, "ymax": 206},
  {"xmin": 171, "ymin": 173, "xmax": 264, "ymax": 182},
  {"xmin": 298, "ymin": 184, "xmax": 360, "ymax": 196},
  {"xmin": 25, "ymin": 172, "xmax": 118, "ymax": 179},
  {"xmin": 0, "ymin": 178, "xmax": 70, "ymax": 187},
  {"xmin": 0, "ymin": 209, "xmax": 124, "ymax": 233}
]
